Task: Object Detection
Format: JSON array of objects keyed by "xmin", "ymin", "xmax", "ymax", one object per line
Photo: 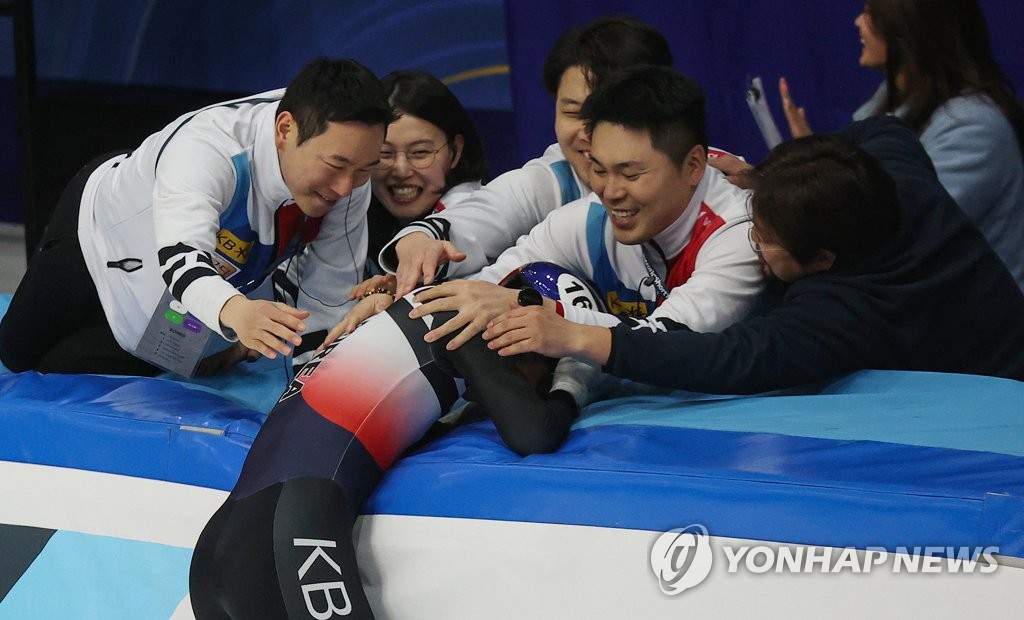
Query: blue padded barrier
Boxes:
[
  {"xmin": 0, "ymin": 371, "xmax": 263, "ymax": 491},
  {"xmin": 3, "ymin": 292, "xmax": 1023, "ymax": 559},
  {"xmin": 368, "ymin": 416, "xmax": 1024, "ymax": 558}
]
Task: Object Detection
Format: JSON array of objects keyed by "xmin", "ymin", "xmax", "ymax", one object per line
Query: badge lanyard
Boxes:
[{"xmin": 641, "ymin": 251, "xmax": 671, "ymax": 300}]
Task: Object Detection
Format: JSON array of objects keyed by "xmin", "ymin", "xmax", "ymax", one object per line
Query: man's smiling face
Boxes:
[
  {"xmin": 588, "ymin": 121, "xmax": 704, "ymax": 245},
  {"xmin": 275, "ymin": 112, "xmax": 385, "ymax": 218}
]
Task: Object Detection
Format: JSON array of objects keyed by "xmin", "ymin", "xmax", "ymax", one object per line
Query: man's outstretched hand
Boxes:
[{"xmin": 219, "ymin": 295, "xmax": 309, "ymax": 360}]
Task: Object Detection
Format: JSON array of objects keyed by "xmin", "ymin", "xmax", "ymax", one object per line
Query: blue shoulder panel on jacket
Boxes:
[{"xmin": 549, "ymin": 159, "xmax": 580, "ymax": 205}]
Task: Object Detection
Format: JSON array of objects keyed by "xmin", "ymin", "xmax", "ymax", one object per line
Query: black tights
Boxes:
[
  {"xmin": 0, "ymin": 153, "xmax": 158, "ymax": 376},
  {"xmin": 190, "ymin": 478, "xmax": 369, "ymax": 620}
]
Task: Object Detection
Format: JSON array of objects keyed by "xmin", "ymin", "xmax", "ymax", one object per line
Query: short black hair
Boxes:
[
  {"xmin": 580, "ymin": 65, "xmax": 707, "ymax": 167},
  {"xmin": 278, "ymin": 57, "xmax": 394, "ymax": 145},
  {"xmin": 381, "ymin": 70, "xmax": 489, "ymax": 186},
  {"xmin": 542, "ymin": 16, "xmax": 672, "ymax": 95},
  {"xmin": 751, "ymin": 135, "xmax": 901, "ymax": 265}
]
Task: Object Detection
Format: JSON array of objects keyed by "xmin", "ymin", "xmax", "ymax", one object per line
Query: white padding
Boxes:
[{"xmin": 355, "ymin": 514, "xmax": 1024, "ymax": 619}]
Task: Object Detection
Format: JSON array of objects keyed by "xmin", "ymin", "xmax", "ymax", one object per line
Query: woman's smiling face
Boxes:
[
  {"xmin": 371, "ymin": 112, "xmax": 461, "ymax": 223},
  {"xmin": 855, "ymin": 7, "xmax": 887, "ymax": 71}
]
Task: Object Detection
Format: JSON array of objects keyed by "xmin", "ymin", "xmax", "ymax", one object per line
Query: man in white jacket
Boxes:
[
  {"xmin": 0, "ymin": 58, "xmax": 392, "ymax": 376},
  {"xmin": 419, "ymin": 66, "xmax": 763, "ymax": 405}
]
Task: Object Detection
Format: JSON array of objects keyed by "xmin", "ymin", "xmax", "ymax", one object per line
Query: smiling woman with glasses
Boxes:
[
  {"xmin": 367, "ymin": 70, "xmax": 488, "ymax": 255},
  {"xmin": 375, "ymin": 143, "xmax": 450, "ymax": 170},
  {"xmin": 315, "ymin": 70, "xmax": 490, "ymax": 345}
]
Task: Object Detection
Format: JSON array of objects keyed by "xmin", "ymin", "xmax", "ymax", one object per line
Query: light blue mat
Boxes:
[
  {"xmin": 580, "ymin": 371, "xmax": 1024, "ymax": 456},
  {"xmin": 0, "ymin": 292, "xmax": 285, "ymax": 412}
]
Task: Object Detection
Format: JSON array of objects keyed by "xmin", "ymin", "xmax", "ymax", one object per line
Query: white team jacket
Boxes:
[
  {"xmin": 78, "ymin": 89, "xmax": 370, "ymax": 353},
  {"xmin": 478, "ymin": 165, "xmax": 763, "ymax": 334},
  {"xmin": 476, "ymin": 165, "xmax": 762, "ymax": 406}
]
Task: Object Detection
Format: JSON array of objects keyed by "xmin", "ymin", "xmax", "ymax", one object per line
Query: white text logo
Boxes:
[
  {"xmin": 649, "ymin": 524, "xmax": 714, "ymax": 595},
  {"xmin": 650, "ymin": 525, "xmax": 999, "ymax": 594},
  {"xmin": 294, "ymin": 538, "xmax": 353, "ymax": 618}
]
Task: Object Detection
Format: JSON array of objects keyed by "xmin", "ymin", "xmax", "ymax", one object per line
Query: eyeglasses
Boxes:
[
  {"xmin": 374, "ymin": 144, "xmax": 449, "ymax": 170},
  {"xmin": 747, "ymin": 227, "xmax": 786, "ymax": 254}
]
